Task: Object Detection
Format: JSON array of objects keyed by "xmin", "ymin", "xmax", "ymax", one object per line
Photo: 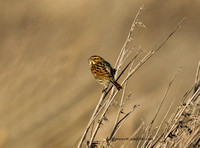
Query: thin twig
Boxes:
[
  {"xmin": 78, "ymin": 92, "xmax": 106, "ymax": 148},
  {"xmin": 111, "ymin": 50, "xmax": 140, "ymax": 139},
  {"xmin": 195, "ymin": 61, "xmax": 200, "ymax": 83},
  {"xmin": 111, "ymin": 81, "xmax": 128, "ymax": 136},
  {"xmin": 149, "ymin": 97, "xmax": 176, "ymax": 147},
  {"xmin": 193, "ymin": 61, "xmax": 200, "ymax": 102},
  {"xmin": 121, "ymin": 18, "xmax": 185, "ymax": 85},
  {"xmin": 114, "ymin": 6, "xmax": 144, "ymax": 69},
  {"xmin": 142, "ymin": 68, "xmax": 181, "ymax": 148},
  {"xmin": 109, "ymin": 105, "xmax": 139, "ymax": 141},
  {"xmin": 136, "ymin": 119, "xmax": 145, "ymax": 148},
  {"xmin": 127, "ymin": 123, "xmax": 144, "ymax": 146}
]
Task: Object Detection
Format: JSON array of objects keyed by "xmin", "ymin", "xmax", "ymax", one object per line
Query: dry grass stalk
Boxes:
[
  {"xmin": 78, "ymin": 6, "xmax": 144, "ymax": 148},
  {"xmin": 149, "ymin": 63, "xmax": 200, "ymax": 148},
  {"xmin": 141, "ymin": 68, "xmax": 181, "ymax": 148},
  {"xmin": 78, "ymin": 6, "xmax": 185, "ymax": 148}
]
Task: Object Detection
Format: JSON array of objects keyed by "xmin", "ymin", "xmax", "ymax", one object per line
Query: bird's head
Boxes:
[{"xmin": 88, "ymin": 55, "xmax": 103, "ymax": 66}]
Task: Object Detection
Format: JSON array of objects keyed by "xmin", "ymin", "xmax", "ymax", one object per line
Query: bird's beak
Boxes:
[{"xmin": 88, "ymin": 58, "xmax": 92, "ymax": 65}]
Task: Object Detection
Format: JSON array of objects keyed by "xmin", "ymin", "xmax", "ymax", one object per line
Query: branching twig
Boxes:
[
  {"xmin": 109, "ymin": 105, "xmax": 139, "ymax": 141},
  {"xmin": 121, "ymin": 18, "xmax": 185, "ymax": 85},
  {"xmin": 111, "ymin": 50, "xmax": 141, "ymax": 137},
  {"xmin": 114, "ymin": 6, "xmax": 144, "ymax": 70}
]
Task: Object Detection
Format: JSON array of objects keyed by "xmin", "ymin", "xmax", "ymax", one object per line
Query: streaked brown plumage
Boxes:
[{"xmin": 88, "ymin": 55, "xmax": 122, "ymax": 91}]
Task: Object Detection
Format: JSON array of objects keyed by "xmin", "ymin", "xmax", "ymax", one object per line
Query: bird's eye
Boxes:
[{"xmin": 94, "ymin": 58, "xmax": 97, "ymax": 60}]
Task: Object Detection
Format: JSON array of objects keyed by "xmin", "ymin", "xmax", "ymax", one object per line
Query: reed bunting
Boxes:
[{"xmin": 88, "ymin": 55, "xmax": 122, "ymax": 91}]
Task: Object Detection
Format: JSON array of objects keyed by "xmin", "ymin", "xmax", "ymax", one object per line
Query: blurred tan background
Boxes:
[{"xmin": 0, "ymin": 0, "xmax": 200, "ymax": 147}]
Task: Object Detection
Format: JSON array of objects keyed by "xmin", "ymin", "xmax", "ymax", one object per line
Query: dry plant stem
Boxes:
[
  {"xmin": 193, "ymin": 61, "xmax": 200, "ymax": 102},
  {"xmin": 109, "ymin": 105, "xmax": 139, "ymax": 141},
  {"xmin": 88, "ymin": 18, "xmax": 184, "ymax": 148},
  {"xmin": 195, "ymin": 138, "xmax": 200, "ymax": 147},
  {"xmin": 110, "ymin": 107, "xmax": 139, "ymax": 140},
  {"xmin": 88, "ymin": 90, "xmax": 120, "ymax": 147},
  {"xmin": 192, "ymin": 61, "xmax": 200, "ymax": 113},
  {"xmin": 86, "ymin": 54, "xmax": 138, "ymax": 147},
  {"xmin": 181, "ymin": 125, "xmax": 200, "ymax": 147},
  {"xmin": 157, "ymin": 83, "xmax": 198, "ymax": 144},
  {"xmin": 163, "ymin": 87, "xmax": 200, "ymax": 141},
  {"xmin": 111, "ymin": 81, "xmax": 128, "ymax": 135},
  {"xmin": 108, "ymin": 49, "xmax": 141, "ymax": 109},
  {"xmin": 79, "ymin": 67, "xmax": 129, "ymax": 148},
  {"xmin": 180, "ymin": 87, "xmax": 193, "ymax": 104},
  {"xmin": 90, "ymin": 121, "xmax": 95, "ymax": 140},
  {"xmin": 166, "ymin": 73, "xmax": 195, "ymax": 127},
  {"xmin": 78, "ymin": 92, "xmax": 106, "ymax": 148},
  {"xmin": 195, "ymin": 61, "xmax": 200, "ymax": 83},
  {"xmin": 114, "ymin": 7, "xmax": 143, "ymax": 105},
  {"xmin": 175, "ymin": 87, "xmax": 200, "ymax": 120},
  {"xmin": 122, "ymin": 18, "xmax": 185, "ymax": 86},
  {"xmin": 114, "ymin": 6, "xmax": 143, "ymax": 70},
  {"xmin": 111, "ymin": 51, "xmax": 139, "ymax": 137},
  {"xmin": 88, "ymin": 57, "xmax": 136, "ymax": 147},
  {"xmin": 80, "ymin": 91, "xmax": 121, "ymax": 148},
  {"xmin": 92, "ymin": 99, "xmax": 109, "ymax": 121},
  {"xmin": 127, "ymin": 123, "xmax": 143, "ymax": 146},
  {"xmin": 116, "ymin": 50, "xmax": 142, "ymax": 82},
  {"xmin": 142, "ymin": 68, "xmax": 181, "ymax": 148},
  {"xmin": 136, "ymin": 120, "xmax": 146, "ymax": 148},
  {"xmin": 120, "ymin": 49, "xmax": 133, "ymax": 66},
  {"xmin": 109, "ymin": 51, "xmax": 140, "ymax": 146},
  {"xmin": 111, "ymin": 6, "xmax": 144, "ymax": 112},
  {"xmin": 88, "ymin": 50, "xmax": 141, "ymax": 125},
  {"xmin": 149, "ymin": 97, "xmax": 176, "ymax": 147}
]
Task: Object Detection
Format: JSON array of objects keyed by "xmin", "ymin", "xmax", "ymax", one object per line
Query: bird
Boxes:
[{"xmin": 88, "ymin": 55, "xmax": 122, "ymax": 92}]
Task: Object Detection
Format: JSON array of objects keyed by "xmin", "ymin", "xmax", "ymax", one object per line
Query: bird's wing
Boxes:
[
  {"xmin": 104, "ymin": 61, "xmax": 112, "ymax": 75},
  {"xmin": 104, "ymin": 61, "xmax": 116, "ymax": 77},
  {"xmin": 94, "ymin": 61, "xmax": 111, "ymax": 76}
]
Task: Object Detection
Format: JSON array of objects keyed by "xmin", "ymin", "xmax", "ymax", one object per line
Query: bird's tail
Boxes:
[{"xmin": 110, "ymin": 79, "xmax": 122, "ymax": 90}]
